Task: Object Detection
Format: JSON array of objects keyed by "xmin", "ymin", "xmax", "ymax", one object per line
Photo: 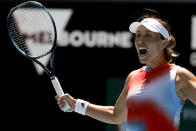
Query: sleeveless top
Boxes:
[{"xmin": 126, "ymin": 63, "xmax": 184, "ymax": 131}]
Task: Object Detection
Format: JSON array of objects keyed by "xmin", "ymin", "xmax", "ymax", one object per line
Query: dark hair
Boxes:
[{"xmin": 135, "ymin": 13, "xmax": 179, "ymax": 63}]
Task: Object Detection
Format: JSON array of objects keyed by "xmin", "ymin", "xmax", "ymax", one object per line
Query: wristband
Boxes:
[{"xmin": 75, "ymin": 99, "xmax": 89, "ymax": 115}]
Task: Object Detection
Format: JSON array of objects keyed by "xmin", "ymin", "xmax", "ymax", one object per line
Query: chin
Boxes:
[
  {"xmin": 140, "ymin": 61, "xmax": 147, "ymax": 65},
  {"xmin": 139, "ymin": 58, "xmax": 148, "ymax": 64}
]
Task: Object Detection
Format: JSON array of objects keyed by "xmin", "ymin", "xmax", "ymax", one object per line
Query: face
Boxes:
[{"xmin": 135, "ymin": 25, "xmax": 167, "ymax": 67}]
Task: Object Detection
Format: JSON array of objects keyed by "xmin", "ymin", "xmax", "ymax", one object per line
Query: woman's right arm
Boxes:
[{"xmin": 57, "ymin": 71, "xmax": 134, "ymax": 124}]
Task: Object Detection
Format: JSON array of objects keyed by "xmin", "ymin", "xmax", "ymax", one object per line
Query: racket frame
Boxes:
[
  {"xmin": 7, "ymin": 1, "xmax": 57, "ymax": 78},
  {"xmin": 7, "ymin": 1, "xmax": 72, "ymax": 112}
]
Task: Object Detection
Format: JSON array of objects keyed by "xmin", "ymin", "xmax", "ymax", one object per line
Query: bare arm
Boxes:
[
  {"xmin": 84, "ymin": 72, "xmax": 135, "ymax": 124},
  {"xmin": 57, "ymin": 71, "xmax": 134, "ymax": 124},
  {"xmin": 176, "ymin": 67, "xmax": 196, "ymax": 105},
  {"xmin": 85, "ymin": 79, "xmax": 129, "ymax": 124}
]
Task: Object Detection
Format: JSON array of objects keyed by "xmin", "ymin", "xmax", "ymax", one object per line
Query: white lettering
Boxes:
[
  {"xmin": 190, "ymin": 16, "xmax": 196, "ymax": 66},
  {"xmin": 84, "ymin": 31, "xmax": 96, "ymax": 48},
  {"xmin": 69, "ymin": 30, "xmax": 84, "ymax": 47},
  {"xmin": 191, "ymin": 16, "xmax": 196, "ymax": 50},
  {"xmin": 121, "ymin": 32, "xmax": 132, "ymax": 48},
  {"xmin": 190, "ymin": 52, "xmax": 196, "ymax": 66},
  {"xmin": 57, "ymin": 30, "xmax": 133, "ymax": 48},
  {"xmin": 32, "ymin": 8, "xmax": 134, "ymax": 75},
  {"xmin": 97, "ymin": 31, "xmax": 108, "ymax": 47},
  {"xmin": 108, "ymin": 32, "xmax": 120, "ymax": 48},
  {"xmin": 58, "ymin": 31, "xmax": 69, "ymax": 47}
]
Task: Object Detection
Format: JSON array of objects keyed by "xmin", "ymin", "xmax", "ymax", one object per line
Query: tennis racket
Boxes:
[{"xmin": 7, "ymin": 1, "xmax": 71, "ymax": 112}]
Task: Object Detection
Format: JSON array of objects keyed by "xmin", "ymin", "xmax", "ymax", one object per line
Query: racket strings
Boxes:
[
  {"xmin": 8, "ymin": 4, "xmax": 55, "ymax": 58},
  {"xmin": 8, "ymin": 17, "xmax": 29, "ymax": 54}
]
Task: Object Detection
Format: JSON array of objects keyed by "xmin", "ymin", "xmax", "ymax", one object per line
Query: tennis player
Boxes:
[{"xmin": 56, "ymin": 14, "xmax": 196, "ymax": 131}]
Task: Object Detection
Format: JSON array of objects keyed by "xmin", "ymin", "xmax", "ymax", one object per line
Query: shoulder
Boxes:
[
  {"xmin": 124, "ymin": 69, "xmax": 140, "ymax": 89},
  {"xmin": 176, "ymin": 66, "xmax": 196, "ymax": 101},
  {"xmin": 176, "ymin": 66, "xmax": 195, "ymax": 82},
  {"xmin": 126, "ymin": 69, "xmax": 140, "ymax": 81},
  {"xmin": 125, "ymin": 66, "xmax": 145, "ymax": 84}
]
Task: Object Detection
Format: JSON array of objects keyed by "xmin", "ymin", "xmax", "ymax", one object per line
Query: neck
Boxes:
[{"xmin": 146, "ymin": 59, "xmax": 168, "ymax": 70}]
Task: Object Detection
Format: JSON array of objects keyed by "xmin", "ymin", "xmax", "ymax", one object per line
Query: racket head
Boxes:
[{"xmin": 7, "ymin": 1, "xmax": 57, "ymax": 59}]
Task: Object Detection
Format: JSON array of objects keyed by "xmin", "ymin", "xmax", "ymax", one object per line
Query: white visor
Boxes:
[{"xmin": 129, "ymin": 18, "xmax": 170, "ymax": 40}]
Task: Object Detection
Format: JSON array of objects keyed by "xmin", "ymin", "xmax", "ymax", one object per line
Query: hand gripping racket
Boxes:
[{"xmin": 7, "ymin": 1, "xmax": 71, "ymax": 112}]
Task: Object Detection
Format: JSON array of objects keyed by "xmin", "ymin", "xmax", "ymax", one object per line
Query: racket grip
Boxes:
[
  {"xmin": 50, "ymin": 76, "xmax": 71, "ymax": 112},
  {"xmin": 50, "ymin": 76, "xmax": 64, "ymax": 96}
]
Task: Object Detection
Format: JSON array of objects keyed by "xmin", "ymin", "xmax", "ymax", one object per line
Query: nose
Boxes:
[
  {"xmin": 138, "ymin": 41, "xmax": 145, "ymax": 44},
  {"xmin": 135, "ymin": 40, "xmax": 145, "ymax": 46}
]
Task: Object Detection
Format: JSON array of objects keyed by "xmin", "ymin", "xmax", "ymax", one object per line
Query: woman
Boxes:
[{"xmin": 56, "ymin": 14, "xmax": 196, "ymax": 131}]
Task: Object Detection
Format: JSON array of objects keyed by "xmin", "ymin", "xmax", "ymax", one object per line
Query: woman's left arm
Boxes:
[{"xmin": 176, "ymin": 67, "xmax": 196, "ymax": 105}]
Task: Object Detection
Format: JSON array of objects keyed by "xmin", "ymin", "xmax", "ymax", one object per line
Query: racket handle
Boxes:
[
  {"xmin": 51, "ymin": 76, "xmax": 71, "ymax": 112},
  {"xmin": 50, "ymin": 76, "xmax": 64, "ymax": 96}
]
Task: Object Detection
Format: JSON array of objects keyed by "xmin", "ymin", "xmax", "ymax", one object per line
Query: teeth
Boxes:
[
  {"xmin": 139, "ymin": 48, "xmax": 146, "ymax": 50},
  {"xmin": 138, "ymin": 48, "xmax": 147, "ymax": 55}
]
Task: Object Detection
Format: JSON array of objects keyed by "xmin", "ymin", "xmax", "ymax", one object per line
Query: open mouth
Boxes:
[{"xmin": 139, "ymin": 48, "xmax": 147, "ymax": 55}]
